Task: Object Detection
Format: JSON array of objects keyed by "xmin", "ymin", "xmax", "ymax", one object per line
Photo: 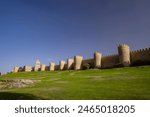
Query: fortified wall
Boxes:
[
  {"xmin": 130, "ymin": 48, "xmax": 150, "ymax": 64},
  {"xmin": 12, "ymin": 44, "xmax": 150, "ymax": 73}
]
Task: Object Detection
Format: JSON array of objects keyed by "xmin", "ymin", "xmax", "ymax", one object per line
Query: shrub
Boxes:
[
  {"xmin": 82, "ymin": 63, "xmax": 90, "ymax": 70},
  {"xmin": 130, "ymin": 60, "xmax": 150, "ymax": 66},
  {"xmin": 113, "ymin": 63, "xmax": 124, "ymax": 68}
]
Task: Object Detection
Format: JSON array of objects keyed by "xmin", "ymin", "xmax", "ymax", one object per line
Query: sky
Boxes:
[{"xmin": 0, "ymin": 0, "xmax": 150, "ymax": 73}]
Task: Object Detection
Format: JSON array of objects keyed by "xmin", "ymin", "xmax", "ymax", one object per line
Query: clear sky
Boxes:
[{"xmin": 0, "ymin": 0, "xmax": 150, "ymax": 73}]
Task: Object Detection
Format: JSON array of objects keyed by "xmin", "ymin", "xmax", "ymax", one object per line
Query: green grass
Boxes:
[{"xmin": 0, "ymin": 66, "xmax": 150, "ymax": 100}]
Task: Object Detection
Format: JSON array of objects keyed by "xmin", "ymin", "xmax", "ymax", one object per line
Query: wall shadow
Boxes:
[{"xmin": 0, "ymin": 92, "xmax": 45, "ymax": 100}]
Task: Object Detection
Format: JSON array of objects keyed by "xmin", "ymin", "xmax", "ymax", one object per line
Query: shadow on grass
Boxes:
[{"xmin": 0, "ymin": 92, "xmax": 45, "ymax": 100}]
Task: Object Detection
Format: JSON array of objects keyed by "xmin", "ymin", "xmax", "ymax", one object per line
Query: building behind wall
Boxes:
[{"xmin": 34, "ymin": 59, "xmax": 41, "ymax": 71}]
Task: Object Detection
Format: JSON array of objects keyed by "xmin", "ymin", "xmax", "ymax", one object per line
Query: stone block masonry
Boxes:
[
  {"xmin": 101, "ymin": 54, "xmax": 119, "ymax": 68},
  {"xmin": 74, "ymin": 56, "xmax": 83, "ymax": 70},
  {"xmin": 12, "ymin": 44, "xmax": 150, "ymax": 73},
  {"xmin": 13, "ymin": 67, "xmax": 19, "ymax": 73},
  {"xmin": 67, "ymin": 59, "xmax": 74, "ymax": 70},
  {"xmin": 118, "ymin": 44, "xmax": 130, "ymax": 67},
  {"xmin": 24, "ymin": 66, "xmax": 32, "ymax": 72},
  {"xmin": 59, "ymin": 60, "xmax": 65, "ymax": 70},
  {"xmin": 130, "ymin": 48, "xmax": 150, "ymax": 64},
  {"xmin": 49, "ymin": 62, "xmax": 55, "ymax": 71},
  {"xmin": 34, "ymin": 60, "xmax": 41, "ymax": 71},
  {"xmin": 94, "ymin": 52, "xmax": 102, "ymax": 68},
  {"xmin": 41, "ymin": 64, "xmax": 46, "ymax": 71}
]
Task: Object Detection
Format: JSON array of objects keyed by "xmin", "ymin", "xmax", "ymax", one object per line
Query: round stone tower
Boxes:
[
  {"xmin": 59, "ymin": 60, "xmax": 65, "ymax": 70},
  {"xmin": 118, "ymin": 44, "xmax": 130, "ymax": 67},
  {"xmin": 13, "ymin": 66, "xmax": 19, "ymax": 73},
  {"xmin": 67, "ymin": 58, "xmax": 74, "ymax": 70},
  {"xmin": 41, "ymin": 64, "xmax": 46, "ymax": 71},
  {"xmin": 74, "ymin": 55, "xmax": 83, "ymax": 70},
  {"xmin": 94, "ymin": 52, "xmax": 102, "ymax": 68},
  {"xmin": 49, "ymin": 62, "xmax": 55, "ymax": 71}
]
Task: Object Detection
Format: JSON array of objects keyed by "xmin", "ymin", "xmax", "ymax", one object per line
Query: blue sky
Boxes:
[{"xmin": 0, "ymin": 0, "xmax": 150, "ymax": 73}]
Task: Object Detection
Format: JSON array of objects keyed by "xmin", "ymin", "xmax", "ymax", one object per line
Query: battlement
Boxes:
[
  {"xmin": 102, "ymin": 54, "xmax": 119, "ymax": 58},
  {"xmin": 12, "ymin": 44, "xmax": 150, "ymax": 73},
  {"xmin": 118, "ymin": 44, "xmax": 129, "ymax": 47},
  {"xmin": 130, "ymin": 47, "xmax": 150, "ymax": 54},
  {"xmin": 130, "ymin": 47, "xmax": 150, "ymax": 65}
]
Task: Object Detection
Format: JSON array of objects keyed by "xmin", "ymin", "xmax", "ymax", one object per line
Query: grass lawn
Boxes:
[{"xmin": 0, "ymin": 66, "xmax": 150, "ymax": 100}]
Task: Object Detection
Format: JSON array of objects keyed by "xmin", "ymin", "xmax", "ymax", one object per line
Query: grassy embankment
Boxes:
[{"xmin": 0, "ymin": 66, "xmax": 150, "ymax": 100}]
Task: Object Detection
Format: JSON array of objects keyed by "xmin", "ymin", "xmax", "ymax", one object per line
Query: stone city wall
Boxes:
[
  {"xmin": 12, "ymin": 44, "xmax": 150, "ymax": 73},
  {"xmin": 82, "ymin": 58, "xmax": 94, "ymax": 68},
  {"xmin": 130, "ymin": 48, "xmax": 150, "ymax": 63},
  {"xmin": 24, "ymin": 66, "xmax": 32, "ymax": 72},
  {"xmin": 54, "ymin": 65, "xmax": 59, "ymax": 70},
  {"xmin": 101, "ymin": 54, "xmax": 119, "ymax": 68}
]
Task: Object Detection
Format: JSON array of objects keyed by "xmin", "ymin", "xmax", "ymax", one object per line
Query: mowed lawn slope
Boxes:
[{"xmin": 0, "ymin": 66, "xmax": 150, "ymax": 100}]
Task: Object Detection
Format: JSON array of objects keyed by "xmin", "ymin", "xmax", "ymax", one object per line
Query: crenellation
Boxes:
[
  {"xmin": 143, "ymin": 48, "xmax": 150, "ymax": 51},
  {"xmin": 118, "ymin": 44, "xmax": 129, "ymax": 47},
  {"xmin": 145, "ymin": 48, "xmax": 148, "ymax": 51},
  {"xmin": 103, "ymin": 54, "xmax": 118, "ymax": 58},
  {"xmin": 130, "ymin": 47, "xmax": 150, "ymax": 53},
  {"xmin": 11, "ymin": 44, "xmax": 150, "ymax": 73},
  {"xmin": 130, "ymin": 50, "xmax": 137, "ymax": 54},
  {"xmin": 130, "ymin": 47, "xmax": 150, "ymax": 63}
]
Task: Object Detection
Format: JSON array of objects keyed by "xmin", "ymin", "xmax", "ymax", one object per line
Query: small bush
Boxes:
[
  {"xmin": 130, "ymin": 60, "xmax": 150, "ymax": 66},
  {"xmin": 82, "ymin": 63, "xmax": 90, "ymax": 70},
  {"xmin": 113, "ymin": 63, "xmax": 124, "ymax": 68}
]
